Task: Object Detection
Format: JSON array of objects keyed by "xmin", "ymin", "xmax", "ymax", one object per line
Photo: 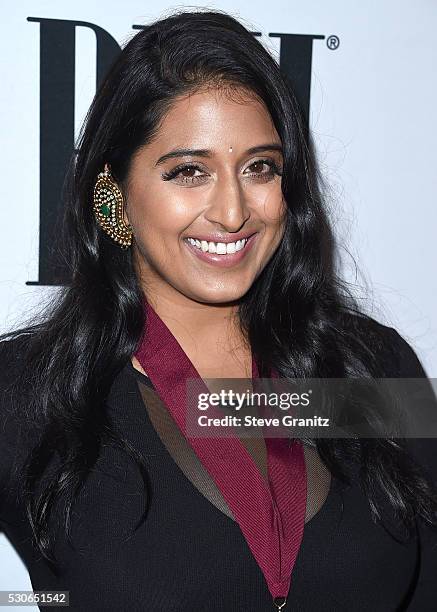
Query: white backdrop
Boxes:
[{"xmin": 1, "ymin": 0, "xmax": 436, "ymax": 602}]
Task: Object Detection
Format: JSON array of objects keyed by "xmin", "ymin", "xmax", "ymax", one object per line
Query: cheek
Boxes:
[
  {"xmin": 251, "ymin": 184, "xmax": 286, "ymax": 229},
  {"xmin": 127, "ymin": 188, "xmax": 198, "ymax": 238}
]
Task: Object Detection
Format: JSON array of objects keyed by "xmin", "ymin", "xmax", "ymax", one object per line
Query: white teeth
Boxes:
[{"xmin": 186, "ymin": 237, "xmax": 250, "ymax": 254}]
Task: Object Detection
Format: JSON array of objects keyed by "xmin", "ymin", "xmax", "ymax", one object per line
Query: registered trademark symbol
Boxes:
[{"xmin": 326, "ymin": 35, "xmax": 340, "ymax": 50}]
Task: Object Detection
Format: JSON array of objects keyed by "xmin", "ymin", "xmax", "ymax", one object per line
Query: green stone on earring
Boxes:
[{"xmin": 100, "ymin": 203, "xmax": 111, "ymax": 217}]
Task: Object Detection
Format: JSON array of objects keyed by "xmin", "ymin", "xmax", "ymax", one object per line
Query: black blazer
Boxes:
[{"xmin": 0, "ymin": 320, "xmax": 436, "ymax": 611}]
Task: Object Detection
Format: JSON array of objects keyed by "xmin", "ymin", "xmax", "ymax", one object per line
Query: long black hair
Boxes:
[{"xmin": 2, "ymin": 9, "xmax": 436, "ymax": 568}]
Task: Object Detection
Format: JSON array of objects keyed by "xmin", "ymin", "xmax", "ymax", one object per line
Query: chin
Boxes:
[{"xmin": 187, "ymin": 285, "xmax": 250, "ymax": 305}]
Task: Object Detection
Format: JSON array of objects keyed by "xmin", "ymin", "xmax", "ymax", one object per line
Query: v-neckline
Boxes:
[{"xmin": 134, "ymin": 298, "xmax": 307, "ymax": 605}]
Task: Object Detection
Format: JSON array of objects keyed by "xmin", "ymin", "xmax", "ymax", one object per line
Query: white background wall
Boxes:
[{"xmin": 1, "ymin": 0, "xmax": 436, "ymax": 604}]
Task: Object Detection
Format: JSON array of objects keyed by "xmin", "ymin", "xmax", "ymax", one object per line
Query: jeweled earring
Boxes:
[{"xmin": 93, "ymin": 163, "xmax": 133, "ymax": 249}]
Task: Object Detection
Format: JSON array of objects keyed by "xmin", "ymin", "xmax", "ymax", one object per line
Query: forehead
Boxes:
[{"xmin": 146, "ymin": 87, "xmax": 280, "ymax": 152}]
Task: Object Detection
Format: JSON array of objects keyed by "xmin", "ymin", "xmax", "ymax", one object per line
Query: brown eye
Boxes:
[
  {"xmin": 180, "ymin": 167, "xmax": 198, "ymax": 178},
  {"xmin": 250, "ymin": 161, "xmax": 268, "ymax": 174},
  {"xmin": 161, "ymin": 163, "xmax": 208, "ymax": 184},
  {"xmin": 243, "ymin": 159, "xmax": 282, "ymax": 180}
]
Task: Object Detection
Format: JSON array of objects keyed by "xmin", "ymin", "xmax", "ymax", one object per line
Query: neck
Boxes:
[
  {"xmin": 145, "ymin": 291, "xmax": 246, "ymax": 352},
  {"xmin": 136, "ymin": 288, "xmax": 251, "ymax": 380}
]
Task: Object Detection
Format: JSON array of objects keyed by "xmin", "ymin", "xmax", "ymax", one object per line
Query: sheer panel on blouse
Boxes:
[{"xmin": 136, "ymin": 378, "xmax": 331, "ymax": 523}]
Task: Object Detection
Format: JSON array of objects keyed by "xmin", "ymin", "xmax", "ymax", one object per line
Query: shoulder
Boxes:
[
  {"xmin": 0, "ymin": 332, "xmax": 32, "ymax": 384},
  {"xmin": 352, "ymin": 316, "xmax": 437, "ymax": 483},
  {"xmin": 0, "ymin": 334, "xmax": 35, "ymax": 513},
  {"xmin": 346, "ymin": 312, "xmax": 429, "ymax": 378},
  {"xmin": 0, "ymin": 333, "xmax": 35, "ymax": 418}
]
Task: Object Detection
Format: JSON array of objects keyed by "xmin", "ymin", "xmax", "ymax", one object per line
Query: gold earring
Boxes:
[{"xmin": 93, "ymin": 163, "xmax": 133, "ymax": 249}]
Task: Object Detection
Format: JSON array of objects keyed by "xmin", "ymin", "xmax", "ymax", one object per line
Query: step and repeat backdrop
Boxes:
[{"xmin": 1, "ymin": 0, "xmax": 436, "ymax": 601}]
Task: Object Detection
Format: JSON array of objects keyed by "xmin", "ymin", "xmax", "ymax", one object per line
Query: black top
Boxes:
[{"xmin": 1, "ymin": 321, "xmax": 437, "ymax": 611}]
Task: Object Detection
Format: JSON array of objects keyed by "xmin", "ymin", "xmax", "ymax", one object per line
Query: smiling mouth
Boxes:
[{"xmin": 183, "ymin": 236, "xmax": 253, "ymax": 255}]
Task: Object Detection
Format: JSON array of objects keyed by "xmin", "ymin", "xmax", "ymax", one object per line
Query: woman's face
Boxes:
[{"xmin": 124, "ymin": 87, "xmax": 286, "ymax": 304}]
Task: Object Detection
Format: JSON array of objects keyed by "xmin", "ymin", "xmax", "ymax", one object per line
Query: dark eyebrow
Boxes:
[
  {"xmin": 155, "ymin": 143, "xmax": 283, "ymax": 166},
  {"xmin": 245, "ymin": 144, "xmax": 283, "ymax": 156},
  {"xmin": 155, "ymin": 149, "xmax": 211, "ymax": 166}
]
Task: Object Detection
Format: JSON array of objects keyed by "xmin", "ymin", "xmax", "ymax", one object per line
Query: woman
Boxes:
[{"xmin": 1, "ymin": 9, "xmax": 436, "ymax": 611}]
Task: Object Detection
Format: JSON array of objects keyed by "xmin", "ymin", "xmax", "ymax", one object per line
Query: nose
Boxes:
[{"xmin": 204, "ymin": 173, "xmax": 251, "ymax": 232}]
